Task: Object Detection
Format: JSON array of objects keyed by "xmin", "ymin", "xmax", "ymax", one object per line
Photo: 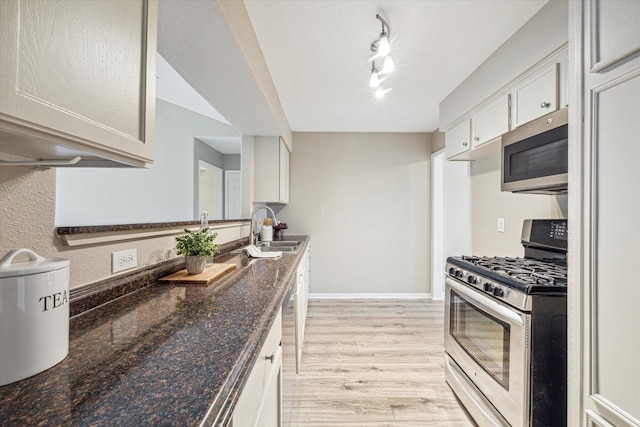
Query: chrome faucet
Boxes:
[{"xmin": 249, "ymin": 205, "xmax": 279, "ymax": 246}]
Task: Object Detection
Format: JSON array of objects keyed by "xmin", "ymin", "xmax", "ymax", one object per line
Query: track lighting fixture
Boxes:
[
  {"xmin": 370, "ymin": 63, "xmax": 380, "ymax": 88},
  {"xmin": 369, "ymin": 14, "xmax": 393, "ymax": 98}
]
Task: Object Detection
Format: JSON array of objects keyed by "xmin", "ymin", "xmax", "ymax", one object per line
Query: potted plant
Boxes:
[{"xmin": 175, "ymin": 228, "xmax": 220, "ymax": 275}]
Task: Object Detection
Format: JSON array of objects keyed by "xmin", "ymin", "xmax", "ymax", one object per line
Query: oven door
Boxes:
[{"xmin": 444, "ymin": 277, "xmax": 531, "ymax": 427}]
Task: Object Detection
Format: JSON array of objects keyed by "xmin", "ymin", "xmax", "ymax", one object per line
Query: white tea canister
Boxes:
[
  {"xmin": 0, "ymin": 249, "xmax": 70, "ymax": 386},
  {"xmin": 260, "ymin": 225, "xmax": 273, "ymax": 242}
]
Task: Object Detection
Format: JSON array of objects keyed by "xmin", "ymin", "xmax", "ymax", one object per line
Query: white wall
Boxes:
[
  {"xmin": 56, "ymin": 99, "xmax": 239, "ymax": 225},
  {"xmin": 470, "ymin": 155, "xmax": 567, "ymax": 256},
  {"xmin": 280, "ymin": 132, "xmax": 431, "ymax": 295},
  {"xmin": 443, "ymin": 158, "xmax": 472, "ymax": 261},
  {"xmin": 158, "ymin": 1, "xmax": 292, "ymax": 146},
  {"xmin": 0, "ymin": 166, "xmax": 249, "ymax": 289},
  {"xmin": 241, "ymin": 135, "xmax": 255, "ymax": 218}
]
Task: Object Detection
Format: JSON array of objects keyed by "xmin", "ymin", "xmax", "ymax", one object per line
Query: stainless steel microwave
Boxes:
[{"xmin": 501, "ymin": 108, "xmax": 568, "ymax": 194}]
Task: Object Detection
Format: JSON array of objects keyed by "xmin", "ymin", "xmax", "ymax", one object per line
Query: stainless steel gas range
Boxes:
[{"xmin": 444, "ymin": 219, "xmax": 567, "ymax": 427}]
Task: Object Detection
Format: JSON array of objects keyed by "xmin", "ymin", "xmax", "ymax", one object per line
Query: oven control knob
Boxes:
[
  {"xmin": 448, "ymin": 267, "xmax": 456, "ymax": 276},
  {"xmin": 455, "ymin": 270, "xmax": 463, "ymax": 278},
  {"xmin": 467, "ymin": 275, "xmax": 477, "ymax": 284},
  {"xmin": 483, "ymin": 282, "xmax": 493, "ymax": 292},
  {"xmin": 493, "ymin": 287, "xmax": 505, "ymax": 297}
]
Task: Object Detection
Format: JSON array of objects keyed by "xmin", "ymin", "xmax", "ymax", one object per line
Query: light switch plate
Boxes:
[
  {"xmin": 112, "ymin": 249, "xmax": 138, "ymax": 274},
  {"xmin": 497, "ymin": 217, "xmax": 505, "ymax": 233}
]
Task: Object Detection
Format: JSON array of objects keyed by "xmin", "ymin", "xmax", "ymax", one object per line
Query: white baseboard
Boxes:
[{"xmin": 309, "ymin": 293, "xmax": 433, "ymax": 300}]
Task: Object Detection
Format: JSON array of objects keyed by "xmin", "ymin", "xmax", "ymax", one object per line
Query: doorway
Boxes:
[
  {"xmin": 431, "ymin": 149, "xmax": 471, "ymax": 300},
  {"xmin": 198, "ymin": 160, "xmax": 223, "ymax": 220},
  {"xmin": 225, "ymin": 170, "xmax": 241, "ymax": 219},
  {"xmin": 432, "ymin": 150, "xmax": 445, "ymax": 300}
]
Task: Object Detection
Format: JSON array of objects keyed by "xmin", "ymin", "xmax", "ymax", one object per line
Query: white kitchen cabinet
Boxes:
[
  {"xmin": 279, "ymin": 139, "xmax": 290, "ymax": 204},
  {"xmin": 445, "ymin": 119, "xmax": 471, "ymax": 160},
  {"xmin": 443, "ymin": 46, "xmax": 566, "ymax": 162},
  {"xmin": 0, "ymin": 0, "xmax": 157, "ymax": 167},
  {"xmin": 294, "ymin": 243, "xmax": 310, "ymax": 373},
  {"xmin": 254, "ymin": 136, "xmax": 290, "ymax": 204},
  {"xmin": 232, "ymin": 309, "xmax": 282, "ymax": 427},
  {"xmin": 471, "ymin": 95, "xmax": 510, "ymax": 149},
  {"xmin": 512, "ymin": 63, "xmax": 558, "ymax": 128},
  {"xmin": 447, "ymin": 96, "xmax": 510, "ymax": 161},
  {"xmin": 571, "ymin": 1, "xmax": 640, "ymax": 426}
]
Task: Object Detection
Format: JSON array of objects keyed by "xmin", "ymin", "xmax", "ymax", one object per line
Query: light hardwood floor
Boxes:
[{"xmin": 283, "ymin": 299, "xmax": 477, "ymax": 427}]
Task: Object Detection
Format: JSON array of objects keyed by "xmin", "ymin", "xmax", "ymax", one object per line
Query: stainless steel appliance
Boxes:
[
  {"xmin": 444, "ymin": 219, "xmax": 567, "ymax": 427},
  {"xmin": 501, "ymin": 108, "xmax": 568, "ymax": 194}
]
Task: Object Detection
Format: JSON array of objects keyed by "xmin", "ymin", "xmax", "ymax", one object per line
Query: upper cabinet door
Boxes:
[
  {"xmin": 445, "ymin": 119, "xmax": 471, "ymax": 159},
  {"xmin": 589, "ymin": 0, "xmax": 640, "ymax": 72},
  {"xmin": 254, "ymin": 136, "xmax": 290, "ymax": 205},
  {"xmin": 472, "ymin": 95, "xmax": 510, "ymax": 149},
  {"xmin": 0, "ymin": 0, "xmax": 157, "ymax": 167},
  {"xmin": 279, "ymin": 137, "xmax": 290, "ymax": 204},
  {"xmin": 512, "ymin": 63, "xmax": 558, "ymax": 128}
]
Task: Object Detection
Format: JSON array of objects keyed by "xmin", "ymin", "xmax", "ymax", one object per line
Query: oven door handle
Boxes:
[{"xmin": 446, "ymin": 277, "xmax": 525, "ymax": 326}]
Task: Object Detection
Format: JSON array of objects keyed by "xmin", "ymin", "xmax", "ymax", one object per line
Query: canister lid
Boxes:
[{"xmin": 0, "ymin": 249, "xmax": 69, "ymax": 278}]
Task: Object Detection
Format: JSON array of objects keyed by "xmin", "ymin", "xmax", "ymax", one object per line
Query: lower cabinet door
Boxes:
[
  {"xmin": 233, "ymin": 346, "xmax": 282, "ymax": 427},
  {"xmin": 257, "ymin": 346, "xmax": 282, "ymax": 427},
  {"xmin": 232, "ymin": 357, "xmax": 265, "ymax": 427},
  {"xmin": 232, "ymin": 311, "xmax": 282, "ymax": 427}
]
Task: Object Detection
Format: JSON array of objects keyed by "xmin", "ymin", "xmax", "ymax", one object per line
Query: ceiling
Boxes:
[
  {"xmin": 156, "ymin": 53, "xmax": 241, "ymax": 155},
  {"xmin": 243, "ymin": 0, "xmax": 549, "ymax": 133},
  {"xmin": 156, "ymin": 53, "xmax": 230, "ymax": 125}
]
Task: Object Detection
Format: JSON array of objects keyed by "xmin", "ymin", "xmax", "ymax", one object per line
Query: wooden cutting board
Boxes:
[{"xmin": 159, "ymin": 263, "xmax": 237, "ymax": 286}]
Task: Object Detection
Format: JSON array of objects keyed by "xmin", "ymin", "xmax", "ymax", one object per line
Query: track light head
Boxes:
[
  {"xmin": 370, "ymin": 64, "xmax": 380, "ymax": 88},
  {"xmin": 377, "ymin": 32, "xmax": 390, "ymax": 57}
]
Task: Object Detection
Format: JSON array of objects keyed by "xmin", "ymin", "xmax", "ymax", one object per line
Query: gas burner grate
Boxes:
[{"xmin": 455, "ymin": 255, "xmax": 568, "ymax": 292}]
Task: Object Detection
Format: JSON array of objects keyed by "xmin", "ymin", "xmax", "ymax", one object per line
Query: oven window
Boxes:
[{"xmin": 450, "ymin": 290, "xmax": 510, "ymax": 389}]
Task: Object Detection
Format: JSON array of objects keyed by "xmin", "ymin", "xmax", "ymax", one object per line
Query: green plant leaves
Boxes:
[{"xmin": 175, "ymin": 228, "xmax": 221, "ymax": 257}]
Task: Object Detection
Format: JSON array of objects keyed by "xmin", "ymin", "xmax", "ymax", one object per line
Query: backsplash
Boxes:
[
  {"xmin": 69, "ymin": 236, "xmax": 247, "ymax": 317},
  {"xmin": 470, "ymin": 155, "xmax": 568, "ymax": 256},
  {"xmin": 0, "ymin": 166, "xmax": 250, "ymax": 289}
]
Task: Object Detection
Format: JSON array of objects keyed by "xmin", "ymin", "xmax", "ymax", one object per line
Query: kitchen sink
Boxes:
[{"xmin": 257, "ymin": 240, "xmax": 302, "ymax": 253}]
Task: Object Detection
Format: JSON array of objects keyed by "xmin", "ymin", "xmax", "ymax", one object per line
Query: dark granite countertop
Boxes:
[{"xmin": 0, "ymin": 235, "xmax": 309, "ymax": 426}]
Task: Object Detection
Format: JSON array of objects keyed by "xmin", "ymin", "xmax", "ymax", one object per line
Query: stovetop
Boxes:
[{"xmin": 447, "ymin": 255, "xmax": 567, "ymax": 295}]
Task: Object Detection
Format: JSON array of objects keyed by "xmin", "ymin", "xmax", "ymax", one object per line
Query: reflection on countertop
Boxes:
[{"xmin": 0, "ymin": 235, "xmax": 309, "ymax": 426}]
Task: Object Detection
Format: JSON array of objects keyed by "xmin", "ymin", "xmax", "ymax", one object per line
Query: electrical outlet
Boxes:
[
  {"xmin": 112, "ymin": 249, "xmax": 138, "ymax": 274},
  {"xmin": 497, "ymin": 217, "xmax": 505, "ymax": 233}
]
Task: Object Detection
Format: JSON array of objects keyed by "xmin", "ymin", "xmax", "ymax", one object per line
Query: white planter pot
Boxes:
[{"xmin": 185, "ymin": 256, "xmax": 207, "ymax": 275}]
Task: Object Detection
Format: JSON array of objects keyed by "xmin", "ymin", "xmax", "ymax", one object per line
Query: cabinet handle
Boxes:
[
  {"xmin": 474, "ymin": 136, "xmax": 479, "ymax": 141},
  {"xmin": 540, "ymin": 101, "xmax": 550, "ymax": 108},
  {"xmin": 265, "ymin": 353, "xmax": 275, "ymax": 363},
  {"xmin": 462, "ymin": 141, "xmax": 468, "ymax": 147}
]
